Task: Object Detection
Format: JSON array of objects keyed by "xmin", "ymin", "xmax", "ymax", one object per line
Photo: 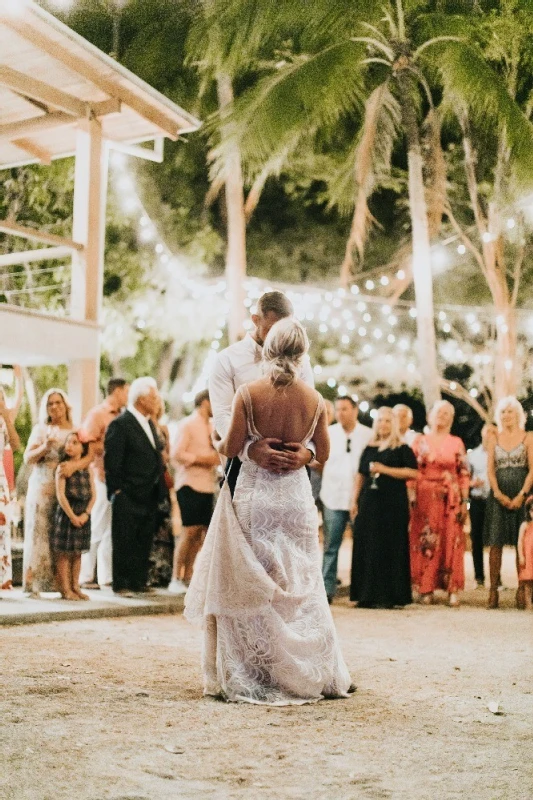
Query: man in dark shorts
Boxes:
[{"xmin": 169, "ymin": 390, "xmax": 220, "ymax": 593}]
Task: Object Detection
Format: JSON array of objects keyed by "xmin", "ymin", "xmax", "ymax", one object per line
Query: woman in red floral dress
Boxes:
[{"xmin": 410, "ymin": 401, "xmax": 470, "ymax": 607}]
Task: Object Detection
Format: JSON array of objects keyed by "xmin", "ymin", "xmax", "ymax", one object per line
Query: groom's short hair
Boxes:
[{"xmin": 257, "ymin": 291, "xmax": 293, "ymax": 319}]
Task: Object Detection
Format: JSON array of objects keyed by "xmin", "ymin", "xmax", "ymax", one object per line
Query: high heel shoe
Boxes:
[
  {"xmin": 448, "ymin": 593, "xmax": 460, "ymax": 607},
  {"xmin": 487, "ymin": 589, "xmax": 499, "ymax": 609}
]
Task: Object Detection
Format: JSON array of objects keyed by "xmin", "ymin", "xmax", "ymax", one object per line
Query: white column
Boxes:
[{"xmin": 68, "ymin": 118, "xmax": 109, "ymax": 420}]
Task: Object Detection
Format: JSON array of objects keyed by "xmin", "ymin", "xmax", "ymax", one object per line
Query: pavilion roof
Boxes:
[{"xmin": 0, "ymin": 1, "xmax": 201, "ymax": 169}]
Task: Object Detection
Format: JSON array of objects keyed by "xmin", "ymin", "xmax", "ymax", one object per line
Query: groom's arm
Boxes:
[{"xmin": 208, "ymin": 352, "xmax": 234, "ymax": 440}]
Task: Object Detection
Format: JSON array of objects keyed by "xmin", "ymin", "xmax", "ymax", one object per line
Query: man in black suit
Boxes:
[{"xmin": 104, "ymin": 376, "xmax": 164, "ymax": 596}]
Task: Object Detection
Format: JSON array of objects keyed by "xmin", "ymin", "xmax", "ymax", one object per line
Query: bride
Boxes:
[{"xmin": 185, "ymin": 318, "xmax": 353, "ymax": 705}]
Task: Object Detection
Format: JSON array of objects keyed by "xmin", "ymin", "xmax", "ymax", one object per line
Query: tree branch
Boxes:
[{"xmin": 440, "ymin": 378, "xmax": 490, "ymax": 422}]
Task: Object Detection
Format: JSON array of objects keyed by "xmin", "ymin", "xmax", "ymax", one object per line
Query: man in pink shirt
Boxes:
[
  {"xmin": 169, "ymin": 390, "xmax": 220, "ymax": 593},
  {"xmin": 79, "ymin": 378, "xmax": 129, "ymax": 589}
]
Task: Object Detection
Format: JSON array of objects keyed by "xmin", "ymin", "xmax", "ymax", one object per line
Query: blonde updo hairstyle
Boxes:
[
  {"xmin": 495, "ymin": 396, "xmax": 526, "ymax": 431},
  {"xmin": 262, "ymin": 318, "xmax": 309, "ymax": 388}
]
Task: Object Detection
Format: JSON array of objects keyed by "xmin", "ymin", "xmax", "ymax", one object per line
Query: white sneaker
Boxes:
[{"xmin": 167, "ymin": 579, "xmax": 187, "ymax": 594}]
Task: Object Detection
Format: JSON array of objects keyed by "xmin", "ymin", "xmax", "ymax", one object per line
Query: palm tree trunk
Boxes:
[
  {"xmin": 398, "ymin": 76, "xmax": 441, "ymax": 411},
  {"xmin": 216, "ymin": 73, "xmax": 246, "ymax": 343}
]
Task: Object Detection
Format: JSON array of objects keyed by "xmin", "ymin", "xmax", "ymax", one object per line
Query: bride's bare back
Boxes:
[
  {"xmin": 219, "ymin": 376, "xmax": 330, "ymax": 466},
  {"xmin": 246, "ymin": 377, "xmax": 321, "ymax": 443}
]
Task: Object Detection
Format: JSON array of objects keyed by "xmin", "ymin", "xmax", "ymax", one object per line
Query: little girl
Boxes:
[
  {"xmin": 517, "ymin": 497, "xmax": 533, "ymax": 610},
  {"xmin": 52, "ymin": 431, "xmax": 95, "ymax": 600}
]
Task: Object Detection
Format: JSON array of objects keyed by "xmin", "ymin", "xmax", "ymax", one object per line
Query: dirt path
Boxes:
[{"xmin": 1, "ymin": 594, "xmax": 532, "ymax": 800}]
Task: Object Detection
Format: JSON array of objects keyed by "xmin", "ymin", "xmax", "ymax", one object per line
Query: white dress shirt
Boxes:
[
  {"xmin": 320, "ymin": 421, "xmax": 373, "ymax": 511},
  {"xmin": 403, "ymin": 429, "xmax": 418, "ymax": 446},
  {"xmin": 127, "ymin": 404, "xmax": 156, "ymax": 449},
  {"xmin": 467, "ymin": 444, "xmax": 490, "ymax": 499},
  {"xmin": 209, "ymin": 332, "xmax": 315, "ymax": 440}
]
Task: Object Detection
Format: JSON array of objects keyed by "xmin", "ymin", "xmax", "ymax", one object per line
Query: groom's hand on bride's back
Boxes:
[{"xmin": 249, "ymin": 439, "xmax": 312, "ymax": 472}]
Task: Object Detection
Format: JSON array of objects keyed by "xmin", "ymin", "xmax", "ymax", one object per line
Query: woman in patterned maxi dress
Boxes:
[
  {"xmin": 185, "ymin": 319, "xmax": 352, "ymax": 705},
  {"xmin": 0, "ymin": 389, "xmax": 21, "ymax": 589},
  {"xmin": 410, "ymin": 401, "xmax": 470, "ymax": 607},
  {"xmin": 23, "ymin": 389, "xmax": 74, "ymax": 595}
]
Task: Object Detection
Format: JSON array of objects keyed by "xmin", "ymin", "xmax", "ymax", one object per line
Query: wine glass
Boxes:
[{"xmin": 369, "ymin": 462, "xmax": 380, "ymax": 490}]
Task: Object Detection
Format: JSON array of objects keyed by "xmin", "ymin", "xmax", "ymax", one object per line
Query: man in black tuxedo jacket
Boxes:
[{"xmin": 104, "ymin": 376, "xmax": 165, "ymax": 595}]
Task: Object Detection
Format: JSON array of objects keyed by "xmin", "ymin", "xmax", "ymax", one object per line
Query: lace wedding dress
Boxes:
[{"xmin": 185, "ymin": 385, "xmax": 352, "ymax": 705}]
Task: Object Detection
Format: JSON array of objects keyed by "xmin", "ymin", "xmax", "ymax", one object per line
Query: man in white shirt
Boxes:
[
  {"xmin": 209, "ymin": 290, "xmax": 315, "ymax": 494},
  {"xmin": 467, "ymin": 423, "xmax": 497, "ymax": 587},
  {"xmin": 320, "ymin": 395, "xmax": 372, "ymax": 602}
]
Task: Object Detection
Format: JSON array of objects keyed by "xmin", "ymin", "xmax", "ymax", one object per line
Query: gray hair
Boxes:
[
  {"xmin": 495, "ymin": 396, "xmax": 526, "ymax": 431},
  {"xmin": 262, "ymin": 318, "xmax": 309, "ymax": 388},
  {"xmin": 38, "ymin": 388, "xmax": 73, "ymax": 425},
  {"xmin": 129, "ymin": 376, "xmax": 157, "ymax": 406},
  {"xmin": 428, "ymin": 399, "xmax": 455, "ymax": 429},
  {"xmin": 393, "ymin": 403, "xmax": 413, "ymax": 424}
]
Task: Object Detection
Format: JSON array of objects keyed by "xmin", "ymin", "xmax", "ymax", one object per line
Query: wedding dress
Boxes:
[{"xmin": 185, "ymin": 384, "xmax": 352, "ymax": 705}]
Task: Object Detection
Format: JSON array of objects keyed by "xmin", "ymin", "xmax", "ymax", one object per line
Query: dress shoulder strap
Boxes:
[{"xmin": 301, "ymin": 393, "xmax": 324, "ymax": 444}]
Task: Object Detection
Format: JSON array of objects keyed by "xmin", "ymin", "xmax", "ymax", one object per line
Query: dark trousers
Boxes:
[
  {"xmin": 111, "ymin": 491, "xmax": 158, "ymax": 592},
  {"xmin": 469, "ymin": 497, "xmax": 486, "ymax": 583},
  {"xmin": 225, "ymin": 457, "xmax": 242, "ymax": 498}
]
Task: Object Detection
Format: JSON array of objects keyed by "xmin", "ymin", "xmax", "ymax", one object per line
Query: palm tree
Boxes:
[
  {"xmin": 218, "ymin": 0, "xmax": 533, "ymax": 410},
  {"xmin": 186, "ymin": 1, "xmax": 302, "ymax": 341}
]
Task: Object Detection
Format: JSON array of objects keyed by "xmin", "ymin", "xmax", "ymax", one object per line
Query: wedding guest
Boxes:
[
  {"xmin": 104, "ymin": 377, "xmax": 165, "ymax": 596},
  {"xmin": 350, "ymin": 407, "xmax": 418, "ymax": 608},
  {"xmin": 2, "ymin": 364, "xmax": 23, "ymax": 494},
  {"xmin": 467, "ymin": 424, "xmax": 497, "ymax": 588},
  {"xmin": 410, "ymin": 400, "xmax": 470, "ymax": 607},
  {"xmin": 517, "ymin": 497, "xmax": 533, "ymax": 610},
  {"xmin": 393, "ymin": 404, "xmax": 417, "ymax": 446},
  {"xmin": 78, "ymin": 378, "xmax": 129, "ymax": 589},
  {"xmin": 52, "ymin": 431, "xmax": 95, "ymax": 600},
  {"xmin": 0, "ymin": 387, "xmax": 21, "ymax": 590},
  {"xmin": 169, "ymin": 390, "xmax": 219, "ymax": 593},
  {"xmin": 484, "ymin": 397, "xmax": 533, "ymax": 609},
  {"xmin": 320, "ymin": 395, "xmax": 372, "ymax": 603},
  {"xmin": 23, "ymin": 389, "xmax": 74, "ymax": 596},
  {"xmin": 209, "ymin": 291, "xmax": 315, "ymax": 496},
  {"xmin": 148, "ymin": 396, "xmax": 174, "ymax": 588},
  {"xmin": 310, "ymin": 399, "xmax": 335, "ymax": 505}
]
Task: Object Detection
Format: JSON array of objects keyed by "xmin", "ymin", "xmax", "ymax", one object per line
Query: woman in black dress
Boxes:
[{"xmin": 350, "ymin": 407, "xmax": 418, "ymax": 608}]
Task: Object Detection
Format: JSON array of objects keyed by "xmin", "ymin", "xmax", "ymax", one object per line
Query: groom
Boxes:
[{"xmin": 209, "ymin": 290, "xmax": 315, "ymax": 494}]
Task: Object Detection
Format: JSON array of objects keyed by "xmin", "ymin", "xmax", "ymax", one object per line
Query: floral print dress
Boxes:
[
  {"xmin": 23, "ymin": 424, "xmax": 73, "ymax": 594},
  {"xmin": 410, "ymin": 434, "xmax": 470, "ymax": 594},
  {"xmin": 0, "ymin": 419, "xmax": 12, "ymax": 589}
]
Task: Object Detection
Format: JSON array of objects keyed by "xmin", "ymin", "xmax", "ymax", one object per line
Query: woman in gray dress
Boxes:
[{"xmin": 484, "ymin": 397, "xmax": 533, "ymax": 609}]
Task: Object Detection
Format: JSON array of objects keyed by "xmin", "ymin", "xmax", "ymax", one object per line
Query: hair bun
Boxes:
[{"xmin": 262, "ymin": 318, "xmax": 309, "ymax": 389}]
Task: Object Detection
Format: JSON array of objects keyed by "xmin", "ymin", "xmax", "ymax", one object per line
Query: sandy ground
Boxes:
[{"xmin": 2, "ymin": 576, "xmax": 533, "ymax": 800}]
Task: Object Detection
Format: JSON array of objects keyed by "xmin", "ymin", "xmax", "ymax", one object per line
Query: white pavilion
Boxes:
[{"xmin": 0, "ymin": 0, "xmax": 200, "ymax": 419}]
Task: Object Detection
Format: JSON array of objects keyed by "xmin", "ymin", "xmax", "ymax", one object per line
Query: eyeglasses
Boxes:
[{"xmin": 346, "ymin": 439, "xmax": 351, "ymax": 453}]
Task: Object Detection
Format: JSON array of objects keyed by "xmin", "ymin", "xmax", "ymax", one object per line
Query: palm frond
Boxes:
[
  {"xmin": 423, "ymin": 39, "xmax": 533, "ymax": 188},
  {"xmin": 336, "ymin": 83, "xmax": 401, "ymax": 283},
  {"xmin": 351, "ymin": 36, "xmax": 394, "ymax": 61},
  {"xmin": 211, "ymin": 40, "xmax": 368, "ymax": 177}
]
